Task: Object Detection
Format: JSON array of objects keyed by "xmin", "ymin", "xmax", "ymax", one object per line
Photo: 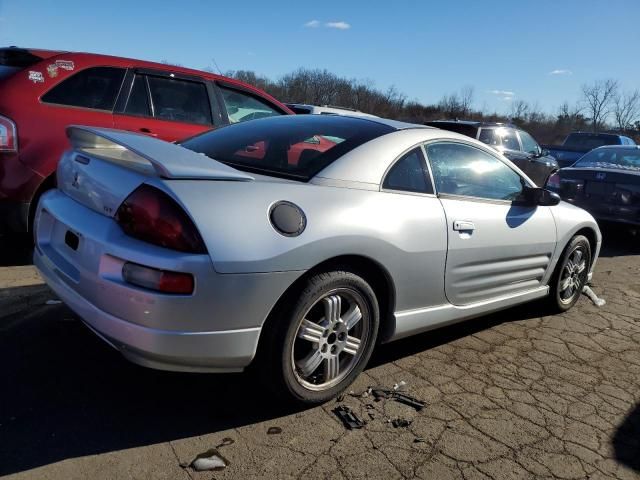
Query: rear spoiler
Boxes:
[{"xmin": 66, "ymin": 126, "xmax": 253, "ymax": 181}]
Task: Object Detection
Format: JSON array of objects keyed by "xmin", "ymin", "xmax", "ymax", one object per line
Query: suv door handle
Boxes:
[{"xmin": 453, "ymin": 220, "xmax": 475, "ymax": 232}]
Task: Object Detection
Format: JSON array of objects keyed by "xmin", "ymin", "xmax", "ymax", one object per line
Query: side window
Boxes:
[
  {"xmin": 124, "ymin": 74, "xmax": 150, "ymax": 117},
  {"xmin": 42, "ymin": 67, "xmax": 126, "ymax": 110},
  {"xmin": 383, "ymin": 147, "xmax": 433, "ymax": 194},
  {"xmin": 519, "ymin": 130, "xmax": 540, "ymax": 155},
  {"xmin": 426, "ymin": 142, "xmax": 524, "ymax": 201},
  {"xmin": 147, "ymin": 76, "xmax": 212, "ymax": 125},
  {"xmin": 219, "ymin": 86, "xmax": 282, "ymax": 124},
  {"xmin": 478, "ymin": 128, "xmax": 499, "ymax": 146},
  {"xmin": 496, "ymin": 128, "xmax": 520, "ymax": 151}
]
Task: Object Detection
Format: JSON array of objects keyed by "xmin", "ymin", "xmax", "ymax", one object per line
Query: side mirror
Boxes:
[{"xmin": 518, "ymin": 186, "xmax": 561, "ymax": 206}]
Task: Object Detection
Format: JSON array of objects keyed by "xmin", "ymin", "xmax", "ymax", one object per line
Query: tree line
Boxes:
[{"xmin": 223, "ymin": 68, "xmax": 640, "ymax": 145}]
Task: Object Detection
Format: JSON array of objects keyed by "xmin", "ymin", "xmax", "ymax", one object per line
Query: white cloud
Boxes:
[
  {"xmin": 489, "ymin": 89, "xmax": 515, "ymax": 97},
  {"xmin": 325, "ymin": 21, "xmax": 351, "ymax": 30},
  {"xmin": 304, "ymin": 20, "xmax": 321, "ymax": 28},
  {"xmin": 549, "ymin": 69, "xmax": 572, "ymax": 76}
]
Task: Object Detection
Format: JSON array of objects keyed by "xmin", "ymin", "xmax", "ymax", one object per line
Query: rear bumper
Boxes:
[
  {"xmin": 33, "ymin": 189, "xmax": 301, "ymax": 372},
  {"xmin": 35, "ymin": 247, "xmax": 260, "ymax": 372},
  {"xmin": 565, "ymin": 198, "xmax": 640, "ymax": 227}
]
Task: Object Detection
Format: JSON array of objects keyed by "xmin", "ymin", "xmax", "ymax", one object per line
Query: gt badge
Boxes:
[{"xmin": 47, "ymin": 64, "xmax": 59, "ymax": 78}]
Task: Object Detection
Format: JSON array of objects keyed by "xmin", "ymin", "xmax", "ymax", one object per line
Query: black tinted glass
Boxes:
[
  {"xmin": 181, "ymin": 115, "xmax": 394, "ymax": 181},
  {"xmin": 124, "ymin": 74, "xmax": 150, "ymax": 116},
  {"xmin": 147, "ymin": 76, "xmax": 212, "ymax": 125},
  {"xmin": 42, "ymin": 67, "xmax": 125, "ymax": 110},
  {"xmin": 383, "ymin": 148, "xmax": 433, "ymax": 193},
  {"xmin": 564, "ymin": 134, "xmax": 619, "ymax": 150}
]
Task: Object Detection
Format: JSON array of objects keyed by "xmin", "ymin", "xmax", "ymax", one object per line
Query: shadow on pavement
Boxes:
[
  {"xmin": 612, "ymin": 403, "xmax": 640, "ymax": 473},
  {"xmin": 0, "ymin": 281, "xmax": 547, "ymax": 476},
  {"xmin": 0, "ymin": 234, "xmax": 33, "ymax": 267}
]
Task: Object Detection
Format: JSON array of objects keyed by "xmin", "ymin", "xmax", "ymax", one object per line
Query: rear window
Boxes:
[
  {"xmin": 564, "ymin": 134, "xmax": 619, "ymax": 150},
  {"xmin": 180, "ymin": 115, "xmax": 394, "ymax": 181},
  {"xmin": 42, "ymin": 67, "xmax": 126, "ymax": 111},
  {"xmin": 0, "ymin": 48, "xmax": 43, "ymax": 80},
  {"xmin": 575, "ymin": 148, "xmax": 640, "ymax": 171}
]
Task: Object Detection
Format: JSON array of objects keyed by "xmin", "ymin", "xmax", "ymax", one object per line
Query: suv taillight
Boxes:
[
  {"xmin": 0, "ymin": 115, "xmax": 17, "ymax": 152},
  {"xmin": 546, "ymin": 172, "xmax": 561, "ymax": 190},
  {"xmin": 115, "ymin": 184, "xmax": 207, "ymax": 254}
]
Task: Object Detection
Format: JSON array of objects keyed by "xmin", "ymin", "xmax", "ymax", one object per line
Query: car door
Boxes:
[
  {"xmin": 516, "ymin": 129, "xmax": 558, "ymax": 186},
  {"xmin": 113, "ymin": 70, "xmax": 218, "ymax": 142},
  {"xmin": 424, "ymin": 141, "xmax": 557, "ymax": 306}
]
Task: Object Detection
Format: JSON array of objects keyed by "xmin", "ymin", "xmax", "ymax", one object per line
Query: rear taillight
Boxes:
[
  {"xmin": 546, "ymin": 172, "xmax": 561, "ymax": 189},
  {"xmin": 115, "ymin": 184, "xmax": 207, "ymax": 254},
  {"xmin": 0, "ymin": 115, "xmax": 17, "ymax": 152},
  {"xmin": 122, "ymin": 262, "xmax": 194, "ymax": 294}
]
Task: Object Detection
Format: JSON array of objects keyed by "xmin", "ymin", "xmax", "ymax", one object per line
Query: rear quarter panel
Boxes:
[{"xmin": 162, "ymin": 179, "xmax": 449, "ymax": 312}]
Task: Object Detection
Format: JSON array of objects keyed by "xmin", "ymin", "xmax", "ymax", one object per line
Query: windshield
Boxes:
[
  {"xmin": 180, "ymin": 115, "xmax": 395, "ymax": 181},
  {"xmin": 564, "ymin": 134, "xmax": 619, "ymax": 150},
  {"xmin": 575, "ymin": 148, "xmax": 640, "ymax": 171}
]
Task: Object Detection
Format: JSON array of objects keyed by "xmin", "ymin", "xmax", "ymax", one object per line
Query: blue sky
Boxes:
[{"xmin": 1, "ymin": 0, "xmax": 638, "ymax": 114}]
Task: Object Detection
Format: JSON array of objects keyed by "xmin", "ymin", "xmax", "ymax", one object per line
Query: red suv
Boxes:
[{"xmin": 0, "ymin": 47, "xmax": 292, "ymax": 234}]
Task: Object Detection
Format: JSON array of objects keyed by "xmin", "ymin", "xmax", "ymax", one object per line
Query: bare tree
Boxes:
[
  {"xmin": 581, "ymin": 79, "xmax": 618, "ymax": 132},
  {"xmin": 613, "ymin": 89, "xmax": 640, "ymax": 131},
  {"xmin": 459, "ymin": 86, "xmax": 474, "ymax": 117},
  {"xmin": 509, "ymin": 100, "xmax": 529, "ymax": 121}
]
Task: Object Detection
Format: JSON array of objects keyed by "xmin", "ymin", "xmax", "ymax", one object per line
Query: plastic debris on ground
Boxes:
[
  {"xmin": 371, "ymin": 387, "xmax": 425, "ymax": 411},
  {"xmin": 333, "ymin": 405, "xmax": 366, "ymax": 430},
  {"xmin": 583, "ymin": 285, "xmax": 606, "ymax": 307},
  {"xmin": 45, "ymin": 299, "xmax": 62, "ymax": 305},
  {"xmin": 391, "ymin": 418, "xmax": 413, "ymax": 428},
  {"xmin": 267, "ymin": 426, "xmax": 282, "ymax": 435},
  {"xmin": 189, "ymin": 450, "xmax": 227, "ymax": 471}
]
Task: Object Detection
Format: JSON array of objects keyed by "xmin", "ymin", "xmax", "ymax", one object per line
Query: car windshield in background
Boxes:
[
  {"xmin": 575, "ymin": 149, "xmax": 640, "ymax": 171},
  {"xmin": 180, "ymin": 115, "xmax": 394, "ymax": 181},
  {"xmin": 564, "ymin": 134, "xmax": 619, "ymax": 150}
]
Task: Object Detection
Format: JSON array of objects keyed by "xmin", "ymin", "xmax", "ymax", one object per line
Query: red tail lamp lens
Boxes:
[
  {"xmin": 122, "ymin": 262, "xmax": 194, "ymax": 294},
  {"xmin": 546, "ymin": 172, "xmax": 561, "ymax": 189},
  {"xmin": 115, "ymin": 185, "xmax": 206, "ymax": 254}
]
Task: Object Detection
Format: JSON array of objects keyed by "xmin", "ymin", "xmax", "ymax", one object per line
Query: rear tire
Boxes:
[
  {"xmin": 547, "ymin": 235, "xmax": 591, "ymax": 313},
  {"xmin": 259, "ymin": 270, "xmax": 379, "ymax": 405}
]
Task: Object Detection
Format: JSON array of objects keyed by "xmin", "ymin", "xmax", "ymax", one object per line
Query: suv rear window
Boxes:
[
  {"xmin": 42, "ymin": 67, "xmax": 126, "ymax": 111},
  {"xmin": 181, "ymin": 115, "xmax": 394, "ymax": 181}
]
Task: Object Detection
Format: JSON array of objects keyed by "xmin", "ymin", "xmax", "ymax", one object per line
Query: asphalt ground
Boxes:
[{"xmin": 1, "ymin": 226, "xmax": 639, "ymax": 479}]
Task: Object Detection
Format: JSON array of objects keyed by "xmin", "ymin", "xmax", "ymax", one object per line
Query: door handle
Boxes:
[
  {"xmin": 453, "ymin": 220, "xmax": 475, "ymax": 232},
  {"xmin": 139, "ymin": 127, "xmax": 158, "ymax": 137}
]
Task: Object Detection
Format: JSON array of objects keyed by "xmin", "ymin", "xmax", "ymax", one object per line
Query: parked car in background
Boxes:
[
  {"xmin": 547, "ymin": 145, "xmax": 640, "ymax": 227},
  {"xmin": 426, "ymin": 120, "xmax": 558, "ymax": 186},
  {"xmin": 286, "ymin": 103, "xmax": 378, "ymax": 118},
  {"xmin": 0, "ymin": 46, "xmax": 292, "ymax": 234},
  {"xmin": 34, "ymin": 115, "xmax": 600, "ymax": 404},
  {"xmin": 543, "ymin": 132, "xmax": 636, "ymax": 168}
]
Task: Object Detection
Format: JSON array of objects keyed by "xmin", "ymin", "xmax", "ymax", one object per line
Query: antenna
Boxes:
[{"xmin": 211, "ymin": 57, "xmax": 222, "ymax": 75}]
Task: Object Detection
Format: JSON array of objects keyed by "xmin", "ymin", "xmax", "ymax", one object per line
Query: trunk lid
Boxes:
[
  {"xmin": 559, "ymin": 167, "xmax": 640, "ymax": 203},
  {"xmin": 57, "ymin": 126, "xmax": 253, "ymax": 217}
]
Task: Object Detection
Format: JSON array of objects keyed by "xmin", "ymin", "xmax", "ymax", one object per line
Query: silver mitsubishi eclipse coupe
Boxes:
[{"xmin": 34, "ymin": 115, "xmax": 601, "ymax": 404}]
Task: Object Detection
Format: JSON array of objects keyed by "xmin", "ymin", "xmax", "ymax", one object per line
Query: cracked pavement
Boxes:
[{"xmin": 1, "ymin": 228, "xmax": 639, "ymax": 479}]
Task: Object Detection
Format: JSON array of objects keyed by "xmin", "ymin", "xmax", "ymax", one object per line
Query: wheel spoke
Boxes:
[
  {"xmin": 297, "ymin": 349, "xmax": 324, "ymax": 377},
  {"xmin": 343, "ymin": 335, "xmax": 361, "ymax": 355},
  {"xmin": 297, "ymin": 319, "xmax": 324, "ymax": 344},
  {"xmin": 573, "ymin": 250, "xmax": 583, "ymax": 264},
  {"xmin": 576, "ymin": 261, "xmax": 587, "ymax": 274},
  {"xmin": 342, "ymin": 305, "xmax": 362, "ymax": 330},
  {"xmin": 560, "ymin": 276, "xmax": 572, "ymax": 292},
  {"xmin": 323, "ymin": 295, "xmax": 342, "ymax": 324},
  {"xmin": 324, "ymin": 356, "xmax": 340, "ymax": 381}
]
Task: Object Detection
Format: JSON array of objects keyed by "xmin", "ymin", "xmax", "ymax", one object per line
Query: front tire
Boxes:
[
  {"xmin": 261, "ymin": 270, "xmax": 379, "ymax": 405},
  {"xmin": 547, "ymin": 235, "xmax": 591, "ymax": 313}
]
